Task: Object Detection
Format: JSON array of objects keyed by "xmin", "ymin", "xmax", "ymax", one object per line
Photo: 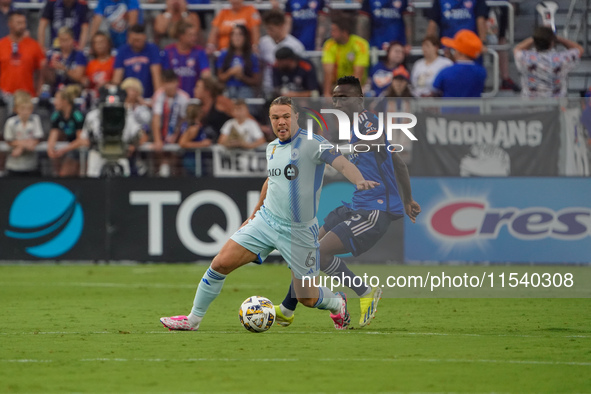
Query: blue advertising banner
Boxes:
[{"xmin": 405, "ymin": 178, "xmax": 591, "ymax": 263}]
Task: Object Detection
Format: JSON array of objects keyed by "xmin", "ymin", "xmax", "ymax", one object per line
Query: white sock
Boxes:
[
  {"xmin": 314, "ymin": 287, "xmax": 342, "ymax": 314},
  {"xmin": 280, "ymin": 304, "xmax": 294, "ymax": 318},
  {"xmin": 187, "ymin": 313, "xmax": 202, "ymax": 328}
]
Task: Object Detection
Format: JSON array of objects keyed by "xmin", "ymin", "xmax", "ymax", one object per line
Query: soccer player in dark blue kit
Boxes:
[{"xmin": 275, "ymin": 76, "xmax": 421, "ymax": 328}]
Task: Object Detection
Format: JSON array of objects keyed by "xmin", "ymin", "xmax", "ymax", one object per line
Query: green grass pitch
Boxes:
[{"xmin": 1, "ymin": 264, "xmax": 590, "ymax": 393}]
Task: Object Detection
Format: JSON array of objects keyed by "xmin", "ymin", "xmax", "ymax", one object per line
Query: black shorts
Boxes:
[{"xmin": 322, "ymin": 206, "xmax": 403, "ymax": 257}]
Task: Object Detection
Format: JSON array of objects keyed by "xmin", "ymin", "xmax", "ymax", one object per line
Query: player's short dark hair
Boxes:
[
  {"xmin": 8, "ymin": 10, "xmax": 26, "ymax": 20},
  {"xmin": 331, "ymin": 12, "xmax": 353, "ymax": 34},
  {"xmin": 263, "ymin": 9, "xmax": 286, "ymax": 26},
  {"xmin": 533, "ymin": 26, "xmax": 556, "ymax": 51},
  {"xmin": 129, "ymin": 24, "xmax": 146, "ymax": 35},
  {"xmin": 269, "ymin": 96, "xmax": 299, "ymax": 114},
  {"xmin": 336, "ymin": 76, "xmax": 363, "ymax": 96},
  {"xmin": 162, "ymin": 69, "xmax": 179, "ymax": 82}
]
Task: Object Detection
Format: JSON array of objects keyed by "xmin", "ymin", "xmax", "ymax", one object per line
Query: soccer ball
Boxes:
[{"xmin": 238, "ymin": 296, "xmax": 276, "ymax": 333}]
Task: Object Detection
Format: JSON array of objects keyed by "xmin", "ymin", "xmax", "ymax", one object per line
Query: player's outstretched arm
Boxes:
[
  {"xmin": 392, "ymin": 153, "xmax": 421, "ymax": 223},
  {"xmin": 331, "ymin": 156, "xmax": 379, "ymax": 191},
  {"xmin": 241, "ymin": 178, "xmax": 269, "ymax": 228}
]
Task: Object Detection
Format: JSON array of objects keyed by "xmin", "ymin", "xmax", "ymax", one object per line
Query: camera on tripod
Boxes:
[{"xmin": 98, "ymin": 86, "xmax": 127, "ymax": 162}]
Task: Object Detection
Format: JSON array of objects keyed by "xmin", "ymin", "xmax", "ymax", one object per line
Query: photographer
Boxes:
[{"xmin": 82, "ymin": 82, "xmax": 149, "ymax": 177}]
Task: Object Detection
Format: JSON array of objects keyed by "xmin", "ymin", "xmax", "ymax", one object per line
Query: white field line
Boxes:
[
  {"xmin": 0, "ymin": 330, "xmax": 589, "ymax": 339},
  {"xmin": 1, "ymin": 357, "xmax": 590, "ymax": 367}
]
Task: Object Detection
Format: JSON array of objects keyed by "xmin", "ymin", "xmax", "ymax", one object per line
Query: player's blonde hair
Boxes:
[
  {"xmin": 121, "ymin": 77, "xmax": 144, "ymax": 97},
  {"xmin": 13, "ymin": 90, "xmax": 33, "ymax": 109}
]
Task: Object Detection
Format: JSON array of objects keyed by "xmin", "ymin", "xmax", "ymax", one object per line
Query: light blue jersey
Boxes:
[
  {"xmin": 231, "ymin": 127, "xmax": 341, "ymax": 278},
  {"xmin": 264, "ymin": 128, "xmax": 341, "ymax": 223}
]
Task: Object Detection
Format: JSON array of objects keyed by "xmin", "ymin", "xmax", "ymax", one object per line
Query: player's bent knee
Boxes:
[{"xmin": 297, "ymin": 297, "xmax": 318, "ymax": 308}]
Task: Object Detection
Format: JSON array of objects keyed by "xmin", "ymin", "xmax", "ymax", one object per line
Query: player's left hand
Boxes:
[
  {"xmin": 405, "ymin": 200, "xmax": 421, "ymax": 223},
  {"xmin": 356, "ymin": 180, "xmax": 379, "ymax": 190}
]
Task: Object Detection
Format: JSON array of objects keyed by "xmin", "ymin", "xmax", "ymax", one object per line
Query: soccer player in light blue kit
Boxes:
[
  {"xmin": 160, "ymin": 96, "xmax": 378, "ymax": 331},
  {"xmin": 275, "ymin": 76, "xmax": 421, "ymax": 328}
]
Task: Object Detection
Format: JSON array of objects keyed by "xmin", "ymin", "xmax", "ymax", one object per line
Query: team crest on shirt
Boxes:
[
  {"xmin": 377, "ymin": 199, "xmax": 384, "ymax": 204},
  {"xmin": 309, "ymin": 1, "xmax": 317, "ymax": 9},
  {"xmin": 133, "ymin": 63, "xmax": 141, "ymax": 73},
  {"xmin": 290, "ymin": 149, "xmax": 300, "ymax": 160},
  {"xmin": 464, "ymin": 1, "xmax": 473, "ymax": 8},
  {"xmin": 393, "ymin": 1, "xmax": 402, "ymax": 9},
  {"xmin": 284, "ymin": 164, "xmax": 299, "ymax": 180},
  {"xmin": 347, "ymin": 52, "xmax": 356, "ymax": 62},
  {"xmin": 187, "ymin": 58, "xmax": 195, "ymax": 68}
]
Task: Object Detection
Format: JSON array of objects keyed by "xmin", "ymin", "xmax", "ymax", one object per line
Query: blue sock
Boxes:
[
  {"xmin": 323, "ymin": 256, "xmax": 369, "ymax": 297},
  {"xmin": 191, "ymin": 266, "xmax": 227, "ymax": 318},
  {"xmin": 281, "ymin": 281, "xmax": 299, "ymax": 312}
]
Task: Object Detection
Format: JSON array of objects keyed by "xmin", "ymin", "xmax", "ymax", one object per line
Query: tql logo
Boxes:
[{"xmin": 5, "ymin": 183, "xmax": 84, "ymax": 258}]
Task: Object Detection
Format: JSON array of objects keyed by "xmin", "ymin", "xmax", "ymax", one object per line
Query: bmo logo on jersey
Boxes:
[{"xmin": 267, "ymin": 165, "xmax": 299, "ymax": 180}]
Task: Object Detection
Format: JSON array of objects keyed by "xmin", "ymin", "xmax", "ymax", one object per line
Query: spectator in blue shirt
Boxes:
[
  {"xmin": 216, "ymin": 24, "xmax": 261, "ymax": 100},
  {"xmin": 284, "ymin": 0, "xmax": 329, "ymax": 51},
  {"xmin": 112, "ymin": 24, "xmax": 162, "ymax": 98},
  {"xmin": 367, "ymin": 41, "xmax": 406, "ymax": 97},
  {"xmin": 38, "ymin": 0, "xmax": 89, "ymax": 51},
  {"xmin": 359, "ymin": 0, "xmax": 413, "ymax": 51},
  {"xmin": 90, "ymin": 0, "xmax": 141, "ymax": 49},
  {"xmin": 42, "ymin": 26, "xmax": 87, "ymax": 94},
  {"xmin": 426, "ymin": 0, "xmax": 488, "ymax": 44},
  {"xmin": 432, "ymin": 29, "xmax": 486, "ymax": 98}
]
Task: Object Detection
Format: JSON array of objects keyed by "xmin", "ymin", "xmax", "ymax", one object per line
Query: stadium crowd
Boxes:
[{"xmin": 0, "ymin": 0, "xmax": 586, "ymax": 177}]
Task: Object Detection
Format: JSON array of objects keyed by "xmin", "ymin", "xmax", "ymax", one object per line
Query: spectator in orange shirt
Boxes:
[
  {"xmin": 206, "ymin": 0, "xmax": 261, "ymax": 54},
  {"xmin": 85, "ymin": 32, "xmax": 115, "ymax": 92},
  {"xmin": 0, "ymin": 11, "xmax": 46, "ymax": 97}
]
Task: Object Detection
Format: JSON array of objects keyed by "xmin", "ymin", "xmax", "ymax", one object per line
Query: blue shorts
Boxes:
[
  {"xmin": 323, "ymin": 206, "xmax": 402, "ymax": 257},
  {"xmin": 231, "ymin": 206, "xmax": 321, "ymax": 279}
]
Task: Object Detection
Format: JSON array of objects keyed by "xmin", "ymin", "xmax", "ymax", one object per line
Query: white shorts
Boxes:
[{"xmin": 231, "ymin": 206, "xmax": 320, "ymax": 279}]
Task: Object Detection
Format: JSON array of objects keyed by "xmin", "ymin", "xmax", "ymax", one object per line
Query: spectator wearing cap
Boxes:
[
  {"xmin": 206, "ymin": 0, "xmax": 261, "ymax": 54},
  {"xmin": 411, "ymin": 35, "xmax": 452, "ymax": 97},
  {"xmin": 284, "ymin": 0, "xmax": 329, "ymax": 51},
  {"xmin": 514, "ymin": 26, "xmax": 583, "ymax": 98},
  {"xmin": 426, "ymin": 0, "xmax": 488, "ymax": 44},
  {"xmin": 321, "ymin": 13, "xmax": 370, "ymax": 97},
  {"xmin": 381, "ymin": 66, "xmax": 412, "ymax": 98},
  {"xmin": 259, "ymin": 10, "xmax": 305, "ymax": 97},
  {"xmin": 432, "ymin": 29, "xmax": 486, "ymax": 98},
  {"xmin": 358, "ymin": 0, "xmax": 413, "ymax": 52},
  {"xmin": 272, "ymin": 46, "xmax": 319, "ymax": 97}
]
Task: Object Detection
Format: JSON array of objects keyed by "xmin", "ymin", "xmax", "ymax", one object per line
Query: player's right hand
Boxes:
[{"xmin": 356, "ymin": 180, "xmax": 379, "ymax": 190}]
